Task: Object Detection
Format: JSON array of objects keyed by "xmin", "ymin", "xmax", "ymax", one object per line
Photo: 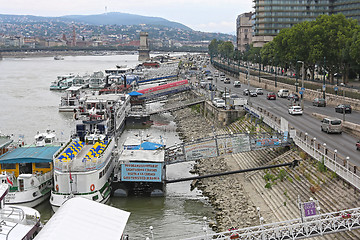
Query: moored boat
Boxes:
[
  {"xmin": 58, "ymin": 86, "xmax": 83, "ymax": 112},
  {"xmin": 50, "ymin": 74, "xmax": 75, "ymax": 90},
  {"xmin": 0, "ymin": 143, "xmax": 61, "ymax": 207},
  {"xmin": 50, "ymin": 94, "xmax": 131, "ymax": 211},
  {"xmin": 113, "ymin": 133, "xmax": 166, "ymax": 197},
  {"xmin": 88, "ymin": 71, "xmax": 106, "ymax": 89},
  {"xmin": 0, "ymin": 184, "xmax": 42, "ymax": 240}
]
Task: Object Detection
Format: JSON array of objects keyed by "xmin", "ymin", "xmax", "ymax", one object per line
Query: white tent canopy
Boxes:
[{"xmin": 35, "ymin": 197, "xmax": 130, "ymax": 240}]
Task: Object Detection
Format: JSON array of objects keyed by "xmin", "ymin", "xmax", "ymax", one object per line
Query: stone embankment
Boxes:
[{"xmin": 170, "ymin": 92, "xmax": 360, "ymax": 239}]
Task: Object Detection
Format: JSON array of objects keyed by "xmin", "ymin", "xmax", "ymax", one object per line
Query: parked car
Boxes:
[
  {"xmin": 255, "ymin": 88, "xmax": 263, "ymax": 95},
  {"xmin": 287, "ymin": 93, "xmax": 300, "ymax": 102},
  {"xmin": 356, "ymin": 140, "xmax": 360, "ymax": 151},
  {"xmin": 335, "ymin": 104, "xmax": 352, "ymax": 114},
  {"xmin": 243, "ymin": 89, "xmax": 249, "ymax": 96},
  {"xmin": 214, "ymin": 99, "xmax": 226, "ymax": 108},
  {"xmin": 249, "ymin": 90, "xmax": 257, "ymax": 97},
  {"xmin": 288, "ymin": 106, "xmax": 303, "ymax": 115},
  {"xmin": 277, "ymin": 89, "xmax": 289, "ymax": 98},
  {"xmin": 224, "ymin": 77, "xmax": 231, "ymax": 84},
  {"xmin": 267, "ymin": 92, "xmax": 276, "ymax": 100},
  {"xmin": 312, "ymin": 98, "xmax": 326, "ymax": 107},
  {"xmin": 321, "ymin": 117, "xmax": 342, "ymax": 133},
  {"xmin": 233, "ymin": 81, "xmax": 241, "ymax": 88}
]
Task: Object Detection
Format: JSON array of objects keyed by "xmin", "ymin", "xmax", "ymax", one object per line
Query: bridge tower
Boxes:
[{"xmin": 138, "ymin": 32, "xmax": 150, "ymax": 62}]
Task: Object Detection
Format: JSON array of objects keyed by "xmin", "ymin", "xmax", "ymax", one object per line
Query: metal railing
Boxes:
[
  {"xmin": 246, "ymin": 104, "xmax": 359, "ymax": 190},
  {"xmin": 183, "ymin": 207, "xmax": 360, "ymax": 240}
]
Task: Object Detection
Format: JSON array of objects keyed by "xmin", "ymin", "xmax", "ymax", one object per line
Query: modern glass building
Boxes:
[{"xmin": 251, "ymin": 0, "xmax": 360, "ymax": 47}]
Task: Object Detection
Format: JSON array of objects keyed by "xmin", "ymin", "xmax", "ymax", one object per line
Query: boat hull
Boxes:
[{"xmin": 6, "ymin": 189, "xmax": 51, "ymax": 208}]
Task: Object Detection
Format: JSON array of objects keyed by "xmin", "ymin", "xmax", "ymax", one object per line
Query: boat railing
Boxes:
[
  {"xmin": 35, "ymin": 171, "xmax": 53, "ymax": 183},
  {"xmin": 0, "ymin": 206, "xmax": 38, "ymax": 225}
]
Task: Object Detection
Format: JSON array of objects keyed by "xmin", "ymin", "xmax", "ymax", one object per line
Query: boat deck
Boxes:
[{"xmin": 56, "ymin": 140, "xmax": 110, "ymax": 172}]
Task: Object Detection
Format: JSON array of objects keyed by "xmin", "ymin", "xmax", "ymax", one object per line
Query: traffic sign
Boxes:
[
  {"xmin": 299, "ymin": 91, "xmax": 303, "ymax": 95},
  {"xmin": 334, "ymin": 86, "xmax": 338, "ymax": 91},
  {"xmin": 301, "ymin": 87, "xmax": 305, "ymax": 91},
  {"xmin": 322, "ymin": 85, "xmax": 326, "ymax": 91}
]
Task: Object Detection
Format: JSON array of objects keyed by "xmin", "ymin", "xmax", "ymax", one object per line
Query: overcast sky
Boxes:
[{"xmin": 1, "ymin": 0, "xmax": 253, "ymax": 34}]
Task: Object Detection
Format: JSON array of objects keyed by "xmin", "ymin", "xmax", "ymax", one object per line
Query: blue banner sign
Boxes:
[
  {"xmin": 121, "ymin": 162, "xmax": 162, "ymax": 182},
  {"xmin": 256, "ymin": 138, "xmax": 280, "ymax": 147}
]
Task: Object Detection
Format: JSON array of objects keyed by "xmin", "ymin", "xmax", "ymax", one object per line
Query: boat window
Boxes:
[
  {"xmin": 92, "ymin": 195, "xmax": 99, "ymax": 201},
  {"xmin": 35, "ymin": 162, "xmax": 51, "ymax": 168},
  {"xmin": 45, "ymin": 138, "xmax": 52, "ymax": 144},
  {"xmin": 1, "ymin": 163, "xmax": 16, "ymax": 169}
]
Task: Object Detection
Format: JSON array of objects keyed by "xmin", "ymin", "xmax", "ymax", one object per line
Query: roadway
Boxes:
[{"xmin": 202, "ymin": 67, "xmax": 360, "ymax": 165}]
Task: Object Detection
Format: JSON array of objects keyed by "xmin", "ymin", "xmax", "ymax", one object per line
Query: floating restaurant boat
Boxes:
[
  {"xmin": 0, "ymin": 184, "xmax": 42, "ymax": 240},
  {"xmin": 113, "ymin": 133, "xmax": 166, "ymax": 197},
  {"xmin": 0, "ymin": 135, "xmax": 61, "ymax": 207},
  {"xmin": 50, "ymin": 74, "xmax": 75, "ymax": 90},
  {"xmin": 50, "ymin": 94, "xmax": 131, "ymax": 211}
]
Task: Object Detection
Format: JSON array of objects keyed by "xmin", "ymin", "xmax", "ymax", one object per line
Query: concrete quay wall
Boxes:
[{"xmin": 200, "ymin": 100, "xmax": 245, "ymax": 128}]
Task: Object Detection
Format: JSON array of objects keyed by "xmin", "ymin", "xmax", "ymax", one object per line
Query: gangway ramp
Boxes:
[
  {"xmin": 148, "ymin": 97, "xmax": 206, "ymax": 115},
  {"xmin": 165, "ymin": 132, "xmax": 291, "ymax": 165},
  {"xmin": 182, "ymin": 207, "xmax": 360, "ymax": 240}
]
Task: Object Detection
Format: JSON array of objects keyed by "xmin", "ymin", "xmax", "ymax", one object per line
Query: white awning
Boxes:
[{"xmin": 34, "ymin": 197, "xmax": 130, "ymax": 240}]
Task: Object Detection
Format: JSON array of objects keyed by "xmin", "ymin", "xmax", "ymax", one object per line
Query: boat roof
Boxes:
[
  {"xmin": 119, "ymin": 149, "xmax": 165, "ymax": 162},
  {"xmin": 0, "ymin": 146, "xmax": 60, "ymax": 164},
  {"xmin": 34, "ymin": 197, "xmax": 130, "ymax": 240},
  {"xmin": 0, "ymin": 136, "xmax": 13, "ymax": 149}
]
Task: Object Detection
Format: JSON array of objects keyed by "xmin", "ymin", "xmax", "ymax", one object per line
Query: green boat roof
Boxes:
[{"xmin": 0, "ymin": 146, "xmax": 60, "ymax": 164}]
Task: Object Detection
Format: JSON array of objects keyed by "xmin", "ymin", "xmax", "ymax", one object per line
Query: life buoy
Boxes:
[
  {"xmin": 56, "ymin": 185, "xmax": 59, "ymax": 192},
  {"xmin": 90, "ymin": 184, "xmax": 95, "ymax": 191}
]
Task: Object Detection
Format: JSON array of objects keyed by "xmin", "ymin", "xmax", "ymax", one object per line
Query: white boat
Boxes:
[
  {"xmin": 54, "ymin": 55, "xmax": 64, "ymax": 60},
  {"xmin": 34, "ymin": 129, "xmax": 57, "ymax": 147},
  {"xmin": 0, "ymin": 184, "xmax": 41, "ymax": 240},
  {"xmin": 72, "ymin": 74, "xmax": 90, "ymax": 89},
  {"xmin": 50, "ymin": 94, "xmax": 131, "ymax": 211},
  {"xmin": 50, "ymin": 74, "xmax": 75, "ymax": 90},
  {"xmin": 88, "ymin": 71, "xmax": 106, "ymax": 89},
  {"xmin": 113, "ymin": 133, "xmax": 166, "ymax": 197},
  {"xmin": 0, "ymin": 144, "xmax": 61, "ymax": 207},
  {"xmin": 58, "ymin": 86, "xmax": 83, "ymax": 112},
  {"xmin": 34, "ymin": 197, "xmax": 130, "ymax": 240}
]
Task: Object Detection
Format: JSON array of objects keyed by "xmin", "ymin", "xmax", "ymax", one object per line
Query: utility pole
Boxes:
[{"xmin": 295, "ymin": 60, "xmax": 299, "ymax": 93}]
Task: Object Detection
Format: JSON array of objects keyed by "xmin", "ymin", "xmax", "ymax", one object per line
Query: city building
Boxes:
[
  {"xmin": 250, "ymin": 0, "xmax": 360, "ymax": 47},
  {"xmin": 236, "ymin": 12, "xmax": 254, "ymax": 52}
]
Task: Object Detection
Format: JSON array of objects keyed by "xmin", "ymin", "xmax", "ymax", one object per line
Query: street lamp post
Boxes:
[
  {"xmin": 247, "ymin": 62, "xmax": 251, "ymax": 106},
  {"xmin": 258, "ymin": 54, "xmax": 261, "ymax": 83},
  {"xmin": 297, "ymin": 61, "xmax": 305, "ymax": 110},
  {"xmin": 295, "ymin": 61, "xmax": 299, "ymax": 93},
  {"xmin": 323, "ymin": 56, "xmax": 326, "ymax": 99}
]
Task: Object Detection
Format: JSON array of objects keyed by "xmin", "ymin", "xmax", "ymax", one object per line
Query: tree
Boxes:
[
  {"xmin": 218, "ymin": 41, "xmax": 234, "ymax": 59},
  {"xmin": 208, "ymin": 39, "xmax": 222, "ymax": 57}
]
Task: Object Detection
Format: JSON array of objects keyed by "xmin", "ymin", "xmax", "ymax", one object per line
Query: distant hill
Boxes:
[{"xmin": 62, "ymin": 12, "xmax": 192, "ymax": 31}]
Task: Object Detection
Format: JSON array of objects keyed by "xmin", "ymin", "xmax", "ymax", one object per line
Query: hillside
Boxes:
[{"xmin": 62, "ymin": 12, "xmax": 192, "ymax": 31}]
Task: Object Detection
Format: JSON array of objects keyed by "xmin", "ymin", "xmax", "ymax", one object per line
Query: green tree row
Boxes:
[{"xmin": 209, "ymin": 14, "xmax": 360, "ymax": 84}]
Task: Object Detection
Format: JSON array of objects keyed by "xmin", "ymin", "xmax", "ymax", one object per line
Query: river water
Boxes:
[{"xmin": 0, "ymin": 54, "xmax": 214, "ymax": 239}]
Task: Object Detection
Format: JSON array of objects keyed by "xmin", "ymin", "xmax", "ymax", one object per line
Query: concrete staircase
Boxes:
[{"xmin": 232, "ymin": 149, "xmax": 360, "ymax": 239}]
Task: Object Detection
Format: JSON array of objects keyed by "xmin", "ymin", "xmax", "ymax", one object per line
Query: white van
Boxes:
[
  {"xmin": 277, "ymin": 89, "xmax": 289, "ymax": 98},
  {"xmin": 321, "ymin": 117, "xmax": 342, "ymax": 134}
]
